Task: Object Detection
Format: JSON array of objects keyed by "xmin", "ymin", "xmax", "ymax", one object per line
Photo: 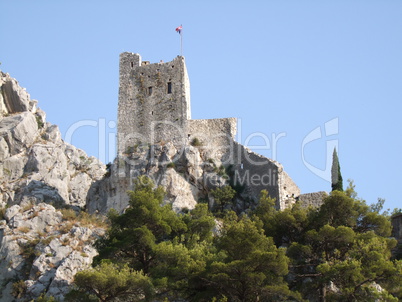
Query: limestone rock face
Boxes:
[
  {"xmin": 87, "ymin": 142, "xmax": 230, "ymax": 214},
  {"xmin": 0, "ymin": 72, "xmax": 106, "ymax": 300},
  {"xmin": 0, "ymin": 203, "xmax": 104, "ymax": 301},
  {"xmin": 87, "ymin": 134, "xmax": 301, "ymax": 216},
  {"xmin": 0, "ymin": 72, "xmax": 106, "ymax": 209},
  {"xmin": 0, "ymin": 73, "xmax": 31, "ymax": 115}
]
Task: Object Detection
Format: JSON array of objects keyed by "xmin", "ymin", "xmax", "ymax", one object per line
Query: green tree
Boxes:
[
  {"xmin": 94, "ymin": 177, "xmax": 217, "ymax": 300},
  {"xmin": 252, "ymin": 190, "xmax": 277, "ymax": 234},
  {"xmin": 181, "ymin": 203, "xmax": 216, "ymax": 245},
  {"xmin": 318, "ymin": 232, "xmax": 401, "ymax": 301},
  {"xmin": 331, "ymin": 148, "xmax": 343, "ymax": 192},
  {"xmin": 95, "ymin": 176, "xmax": 186, "ymax": 273},
  {"xmin": 314, "ymin": 191, "xmax": 391, "ymax": 237},
  {"xmin": 286, "ymin": 191, "xmax": 401, "ymax": 301},
  {"xmin": 151, "ymin": 239, "xmax": 216, "ymax": 300},
  {"xmin": 211, "ymin": 185, "xmax": 236, "ymax": 215},
  {"xmin": 253, "ymin": 190, "xmax": 310, "ymax": 247},
  {"xmin": 207, "ymin": 212, "xmax": 301, "ymax": 301},
  {"xmin": 67, "ymin": 261, "xmax": 154, "ymax": 302}
]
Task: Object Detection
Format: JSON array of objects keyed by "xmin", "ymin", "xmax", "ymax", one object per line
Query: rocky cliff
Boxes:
[{"xmin": 0, "ymin": 72, "xmax": 106, "ymax": 301}]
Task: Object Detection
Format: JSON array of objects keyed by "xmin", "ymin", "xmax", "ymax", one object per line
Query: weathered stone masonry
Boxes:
[
  {"xmin": 117, "ymin": 53, "xmax": 191, "ymax": 154},
  {"xmin": 116, "ymin": 53, "xmax": 300, "ymax": 210}
]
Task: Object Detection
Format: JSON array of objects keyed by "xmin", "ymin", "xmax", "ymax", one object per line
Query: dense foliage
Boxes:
[{"xmin": 69, "ymin": 176, "xmax": 402, "ymax": 301}]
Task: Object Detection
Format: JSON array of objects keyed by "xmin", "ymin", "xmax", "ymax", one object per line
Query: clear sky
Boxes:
[{"xmin": 1, "ymin": 1, "xmax": 401, "ymax": 211}]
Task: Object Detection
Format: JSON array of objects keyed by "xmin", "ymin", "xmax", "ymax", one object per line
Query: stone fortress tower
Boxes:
[
  {"xmin": 114, "ymin": 52, "xmax": 301, "ymax": 210},
  {"xmin": 118, "ymin": 53, "xmax": 191, "ymax": 154}
]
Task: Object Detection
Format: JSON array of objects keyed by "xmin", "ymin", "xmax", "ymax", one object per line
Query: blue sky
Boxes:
[{"xmin": 1, "ymin": 1, "xmax": 401, "ymax": 211}]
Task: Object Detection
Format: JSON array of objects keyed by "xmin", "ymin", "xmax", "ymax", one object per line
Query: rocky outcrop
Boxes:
[
  {"xmin": 0, "ymin": 202, "xmax": 105, "ymax": 301},
  {"xmin": 0, "ymin": 73, "xmax": 32, "ymax": 115},
  {"xmin": 87, "ymin": 140, "xmax": 276, "ymax": 215},
  {"xmin": 0, "ymin": 72, "xmax": 106, "ymax": 209},
  {"xmin": 87, "ymin": 143, "xmax": 218, "ymax": 214},
  {"xmin": 0, "ymin": 72, "xmax": 106, "ymax": 301}
]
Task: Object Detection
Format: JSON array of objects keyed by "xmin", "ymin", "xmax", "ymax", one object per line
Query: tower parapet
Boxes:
[{"xmin": 117, "ymin": 52, "xmax": 191, "ymax": 154}]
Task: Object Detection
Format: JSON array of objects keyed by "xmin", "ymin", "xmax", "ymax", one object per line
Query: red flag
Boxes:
[{"xmin": 175, "ymin": 25, "xmax": 182, "ymax": 34}]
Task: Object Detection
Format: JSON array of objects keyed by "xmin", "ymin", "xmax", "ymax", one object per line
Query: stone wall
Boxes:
[
  {"xmin": 117, "ymin": 53, "xmax": 191, "ymax": 154},
  {"xmin": 230, "ymin": 142, "xmax": 300, "ymax": 209},
  {"xmin": 188, "ymin": 118, "xmax": 237, "ymax": 163},
  {"xmin": 392, "ymin": 214, "xmax": 402, "ymax": 242},
  {"xmin": 297, "ymin": 191, "xmax": 328, "ymax": 208},
  {"xmin": 278, "ymin": 169, "xmax": 301, "ymax": 209},
  {"xmin": 187, "ymin": 117, "xmax": 300, "ymax": 209}
]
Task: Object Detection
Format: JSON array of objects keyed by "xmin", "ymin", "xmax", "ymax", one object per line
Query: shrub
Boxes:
[
  {"xmin": 61, "ymin": 208, "xmax": 77, "ymax": 221},
  {"xmin": 166, "ymin": 162, "xmax": 175, "ymax": 169},
  {"xmin": 0, "ymin": 207, "xmax": 6, "ymax": 220},
  {"xmin": 20, "ymin": 239, "xmax": 40, "ymax": 259},
  {"xmin": 22, "ymin": 202, "xmax": 34, "ymax": 212},
  {"xmin": 105, "ymin": 162, "xmax": 112, "ymax": 177},
  {"xmin": 36, "ymin": 294, "xmax": 57, "ymax": 302},
  {"xmin": 191, "ymin": 137, "xmax": 202, "ymax": 147},
  {"xmin": 77, "ymin": 211, "xmax": 108, "ymax": 228},
  {"xmin": 12, "ymin": 280, "xmax": 27, "ymax": 299},
  {"xmin": 125, "ymin": 145, "xmax": 136, "ymax": 154},
  {"xmin": 17, "ymin": 226, "xmax": 31, "ymax": 234},
  {"xmin": 216, "ymin": 165, "xmax": 226, "ymax": 176},
  {"xmin": 36, "ymin": 115, "xmax": 44, "ymax": 129}
]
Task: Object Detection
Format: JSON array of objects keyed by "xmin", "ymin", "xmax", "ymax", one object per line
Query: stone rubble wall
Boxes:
[
  {"xmin": 188, "ymin": 117, "xmax": 237, "ymax": 163},
  {"xmin": 230, "ymin": 141, "xmax": 300, "ymax": 209},
  {"xmin": 297, "ymin": 191, "xmax": 328, "ymax": 208}
]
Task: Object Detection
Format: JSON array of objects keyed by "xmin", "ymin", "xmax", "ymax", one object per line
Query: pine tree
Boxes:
[{"xmin": 331, "ymin": 148, "xmax": 343, "ymax": 191}]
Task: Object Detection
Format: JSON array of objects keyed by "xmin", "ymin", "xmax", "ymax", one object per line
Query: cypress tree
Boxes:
[{"xmin": 331, "ymin": 148, "xmax": 343, "ymax": 191}]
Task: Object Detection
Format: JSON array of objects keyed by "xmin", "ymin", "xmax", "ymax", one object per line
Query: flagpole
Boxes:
[
  {"xmin": 176, "ymin": 24, "xmax": 183, "ymax": 57},
  {"xmin": 180, "ymin": 24, "xmax": 183, "ymax": 57}
]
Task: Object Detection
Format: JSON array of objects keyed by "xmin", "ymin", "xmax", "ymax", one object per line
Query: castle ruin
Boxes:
[
  {"xmin": 118, "ymin": 53, "xmax": 191, "ymax": 153},
  {"xmin": 114, "ymin": 53, "xmax": 300, "ymax": 210}
]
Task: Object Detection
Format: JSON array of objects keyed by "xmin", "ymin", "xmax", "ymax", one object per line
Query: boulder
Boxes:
[
  {"xmin": 0, "ymin": 112, "xmax": 38, "ymax": 155},
  {"xmin": 0, "ymin": 73, "xmax": 31, "ymax": 114}
]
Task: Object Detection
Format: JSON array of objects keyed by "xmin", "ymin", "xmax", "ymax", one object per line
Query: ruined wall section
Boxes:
[
  {"xmin": 188, "ymin": 117, "xmax": 299, "ymax": 210},
  {"xmin": 117, "ymin": 53, "xmax": 191, "ymax": 154},
  {"xmin": 188, "ymin": 118, "xmax": 237, "ymax": 163},
  {"xmin": 297, "ymin": 191, "xmax": 328, "ymax": 209},
  {"xmin": 230, "ymin": 142, "xmax": 300, "ymax": 210},
  {"xmin": 392, "ymin": 214, "xmax": 402, "ymax": 242},
  {"xmin": 277, "ymin": 169, "xmax": 301, "ymax": 209}
]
